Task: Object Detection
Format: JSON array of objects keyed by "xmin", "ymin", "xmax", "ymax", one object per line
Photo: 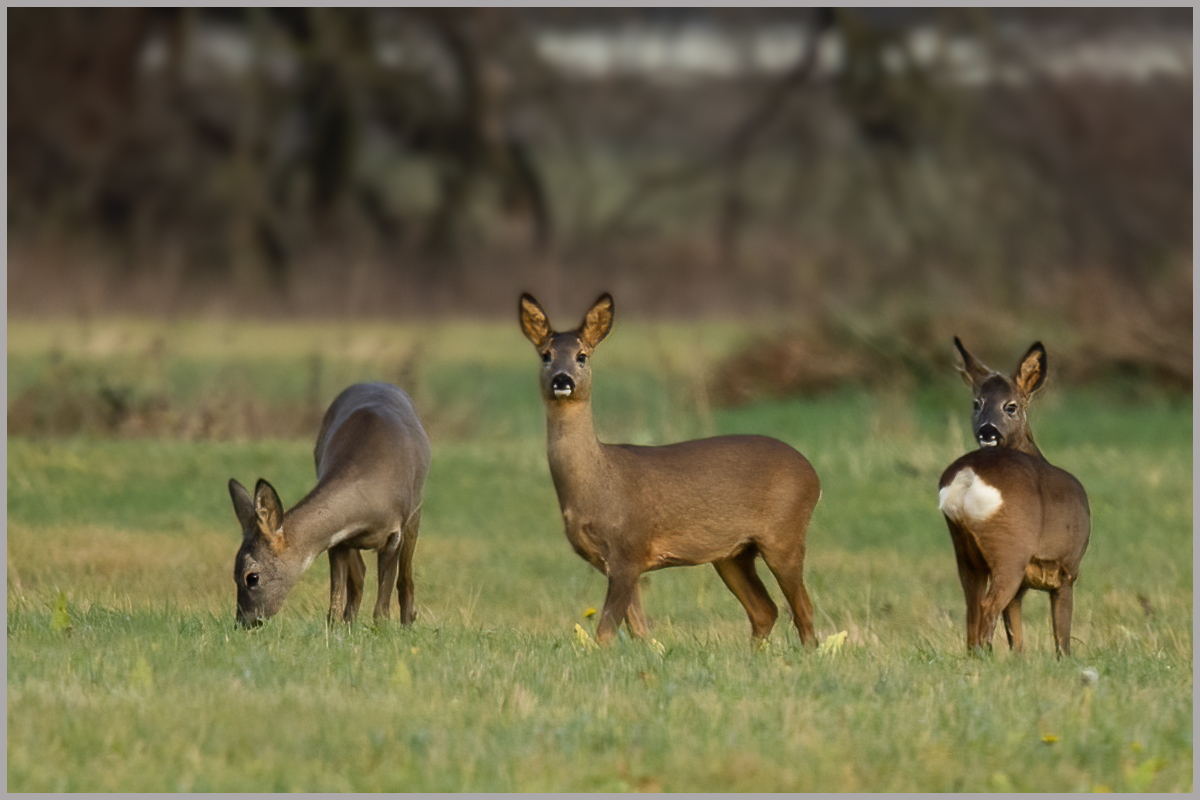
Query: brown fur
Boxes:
[
  {"xmin": 939, "ymin": 338, "xmax": 1091, "ymax": 657},
  {"xmin": 520, "ymin": 292, "xmax": 821, "ymax": 646}
]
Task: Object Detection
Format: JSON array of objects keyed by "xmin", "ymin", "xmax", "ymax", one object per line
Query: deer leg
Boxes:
[
  {"xmin": 373, "ymin": 531, "xmax": 403, "ymax": 622},
  {"xmin": 624, "ymin": 582, "xmax": 651, "ymax": 639},
  {"xmin": 958, "ymin": 567, "xmax": 987, "ymax": 651},
  {"xmin": 948, "ymin": 521, "xmax": 988, "ymax": 652},
  {"xmin": 978, "ymin": 563, "xmax": 1027, "ymax": 653},
  {"xmin": 395, "ymin": 511, "xmax": 421, "ymax": 625},
  {"xmin": 328, "ymin": 546, "xmax": 364, "ymax": 623},
  {"xmin": 596, "ymin": 566, "xmax": 641, "ymax": 645},
  {"xmin": 713, "ymin": 550, "xmax": 779, "ymax": 641},
  {"xmin": 758, "ymin": 544, "xmax": 816, "ymax": 646},
  {"xmin": 327, "ymin": 546, "xmax": 351, "ymax": 625},
  {"xmin": 1049, "ymin": 584, "xmax": 1074, "ymax": 658},
  {"xmin": 1002, "ymin": 586, "xmax": 1029, "ymax": 653},
  {"xmin": 348, "ymin": 554, "xmax": 364, "ymax": 623}
]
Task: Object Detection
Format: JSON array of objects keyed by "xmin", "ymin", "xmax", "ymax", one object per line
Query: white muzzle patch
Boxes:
[
  {"xmin": 939, "ymin": 467, "xmax": 1003, "ymax": 525},
  {"xmin": 553, "ymin": 387, "xmax": 573, "ymax": 398}
]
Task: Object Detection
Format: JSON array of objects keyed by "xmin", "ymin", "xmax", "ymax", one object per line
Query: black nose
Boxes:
[
  {"xmin": 976, "ymin": 423, "xmax": 1001, "ymax": 446},
  {"xmin": 551, "ymin": 374, "xmax": 575, "ymax": 394}
]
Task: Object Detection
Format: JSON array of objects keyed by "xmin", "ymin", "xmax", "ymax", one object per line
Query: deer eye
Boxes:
[
  {"xmin": 1004, "ymin": 402, "xmax": 1019, "ymax": 415},
  {"xmin": 973, "ymin": 398, "xmax": 982, "ymax": 411},
  {"xmin": 576, "ymin": 352, "xmax": 588, "ymax": 365},
  {"xmin": 245, "ymin": 572, "xmax": 260, "ymax": 588},
  {"xmin": 540, "ymin": 352, "xmax": 551, "ymax": 364}
]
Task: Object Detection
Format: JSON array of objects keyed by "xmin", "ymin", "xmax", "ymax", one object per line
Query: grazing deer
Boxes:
[
  {"xmin": 519, "ymin": 293, "xmax": 821, "ymax": 646},
  {"xmin": 228, "ymin": 382, "xmax": 431, "ymax": 629},
  {"xmin": 938, "ymin": 338, "xmax": 1090, "ymax": 657}
]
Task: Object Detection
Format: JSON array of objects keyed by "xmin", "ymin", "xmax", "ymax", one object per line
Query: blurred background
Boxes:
[{"xmin": 7, "ymin": 7, "xmax": 1192, "ymax": 396}]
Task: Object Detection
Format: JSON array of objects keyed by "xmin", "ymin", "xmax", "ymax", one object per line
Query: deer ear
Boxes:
[
  {"xmin": 519, "ymin": 293, "xmax": 552, "ymax": 348},
  {"xmin": 953, "ymin": 336, "xmax": 992, "ymax": 390},
  {"xmin": 580, "ymin": 293, "xmax": 614, "ymax": 349},
  {"xmin": 1014, "ymin": 342, "xmax": 1047, "ymax": 396},
  {"xmin": 253, "ymin": 479, "xmax": 288, "ymax": 554},
  {"xmin": 229, "ymin": 478, "xmax": 257, "ymax": 538}
]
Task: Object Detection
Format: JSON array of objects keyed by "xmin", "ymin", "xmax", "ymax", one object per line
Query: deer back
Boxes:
[
  {"xmin": 601, "ymin": 435, "xmax": 820, "ymax": 565},
  {"xmin": 313, "ymin": 382, "xmax": 431, "ymax": 500},
  {"xmin": 292, "ymin": 382, "xmax": 430, "ymax": 555},
  {"xmin": 939, "ymin": 447, "xmax": 1089, "ymax": 572}
]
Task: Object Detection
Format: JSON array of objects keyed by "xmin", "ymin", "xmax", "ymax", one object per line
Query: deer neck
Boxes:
[
  {"xmin": 279, "ymin": 476, "xmax": 365, "ymax": 572},
  {"xmin": 544, "ymin": 398, "xmax": 607, "ymax": 489},
  {"xmin": 1013, "ymin": 427, "xmax": 1045, "ymax": 460}
]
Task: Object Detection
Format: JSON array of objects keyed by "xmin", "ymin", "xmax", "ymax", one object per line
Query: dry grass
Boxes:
[{"xmin": 709, "ymin": 257, "xmax": 1192, "ymax": 406}]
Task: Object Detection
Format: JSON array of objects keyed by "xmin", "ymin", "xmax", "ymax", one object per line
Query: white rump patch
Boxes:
[{"xmin": 939, "ymin": 467, "xmax": 1003, "ymax": 525}]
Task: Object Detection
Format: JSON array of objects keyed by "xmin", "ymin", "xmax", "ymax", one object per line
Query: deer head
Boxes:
[
  {"xmin": 519, "ymin": 293, "xmax": 614, "ymax": 406},
  {"xmin": 229, "ymin": 478, "xmax": 301, "ymax": 628},
  {"xmin": 953, "ymin": 336, "xmax": 1047, "ymax": 456}
]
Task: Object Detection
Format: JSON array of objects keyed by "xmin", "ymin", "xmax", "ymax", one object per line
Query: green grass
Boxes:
[{"xmin": 7, "ymin": 319, "xmax": 1193, "ymax": 791}]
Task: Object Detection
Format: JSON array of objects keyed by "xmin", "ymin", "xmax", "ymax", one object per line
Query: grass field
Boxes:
[{"xmin": 7, "ymin": 317, "xmax": 1193, "ymax": 792}]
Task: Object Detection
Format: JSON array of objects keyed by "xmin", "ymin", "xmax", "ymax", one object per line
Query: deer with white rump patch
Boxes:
[
  {"xmin": 520, "ymin": 293, "xmax": 820, "ymax": 646},
  {"xmin": 229, "ymin": 382, "xmax": 431, "ymax": 628},
  {"xmin": 939, "ymin": 338, "xmax": 1090, "ymax": 657}
]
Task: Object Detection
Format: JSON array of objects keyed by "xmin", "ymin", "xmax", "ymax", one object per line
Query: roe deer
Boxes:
[
  {"xmin": 519, "ymin": 293, "xmax": 821, "ymax": 646},
  {"xmin": 939, "ymin": 337, "xmax": 1090, "ymax": 657},
  {"xmin": 229, "ymin": 382, "xmax": 431, "ymax": 628}
]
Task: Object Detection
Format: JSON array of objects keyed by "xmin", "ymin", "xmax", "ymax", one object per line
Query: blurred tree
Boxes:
[
  {"xmin": 7, "ymin": 7, "xmax": 1190, "ymax": 318},
  {"xmin": 8, "ymin": 7, "xmax": 552, "ymax": 290}
]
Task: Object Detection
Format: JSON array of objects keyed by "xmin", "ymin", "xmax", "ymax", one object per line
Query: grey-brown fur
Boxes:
[
  {"xmin": 229, "ymin": 382, "xmax": 431, "ymax": 628},
  {"xmin": 520, "ymin": 292, "xmax": 821, "ymax": 646},
  {"xmin": 939, "ymin": 337, "xmax": 1091, "ymax": 657}
]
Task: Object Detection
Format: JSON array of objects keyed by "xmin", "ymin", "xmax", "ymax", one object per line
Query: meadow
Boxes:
[{"xmin": 7, "ymin": 317, "xmax": 1193, "ymax": 792}]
